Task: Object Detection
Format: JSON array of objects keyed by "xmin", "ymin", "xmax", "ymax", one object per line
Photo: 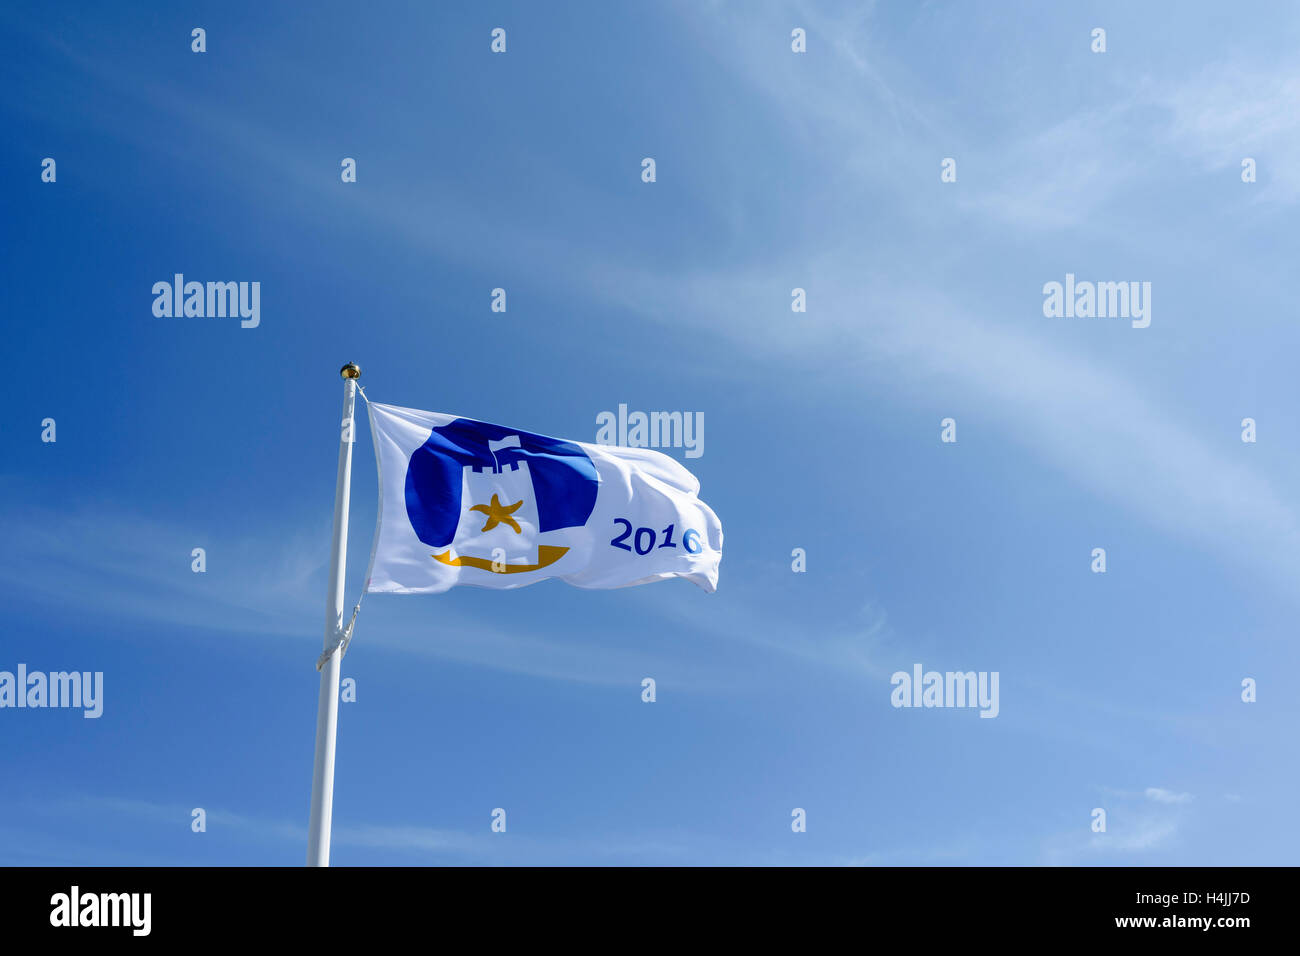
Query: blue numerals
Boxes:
[{"xmin": 610, "ymin": 519, "xmax": 703, "ymax": 555}]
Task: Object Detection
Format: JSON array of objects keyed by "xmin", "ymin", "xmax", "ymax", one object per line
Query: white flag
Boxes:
[{"xmin": 364, "ymin": 402, "xmax": 722, "ymax": 594}]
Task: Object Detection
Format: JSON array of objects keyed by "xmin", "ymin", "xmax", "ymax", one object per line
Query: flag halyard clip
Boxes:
[{"xmin": 316, "ymin": 596, "xmax": 363, "ymax": 671}]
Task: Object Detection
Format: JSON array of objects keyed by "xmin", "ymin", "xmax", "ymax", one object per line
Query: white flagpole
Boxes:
[{"xmin": 306, "ymin": 361, "xmax": 361, "ymax": 866}]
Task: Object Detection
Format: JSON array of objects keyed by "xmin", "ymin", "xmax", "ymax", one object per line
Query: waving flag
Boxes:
[{"xmin": 364, "ymin": 402, "xmax": 723, "ymax": 594}]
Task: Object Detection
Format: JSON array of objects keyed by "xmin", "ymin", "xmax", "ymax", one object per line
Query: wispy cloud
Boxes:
[
  {"xmin": 1042, "ymin": 786, "xmax": 1195, "ymax": 863},
  {"xmin": 0, "ymin": 492, "xmax": 736, "ymax": 691},
  {"xmin": 50, "ymin": 795, "xmax": 778, "ymax": 865},
  {"xmin": 1151, "ymin": 64, "xmax": 1300, "ymax": 204},
  {"xmin": 1144, "ymin": 787, "xmax": 1193, "ymax": 805},
  {"xmin": 0, "ymin": 495, "xmax": 323, "ymax": 639}
]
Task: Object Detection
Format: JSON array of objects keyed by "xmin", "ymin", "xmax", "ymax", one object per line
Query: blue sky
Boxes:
[{"xmin": 3, "ymin": 0, "xmax": 1298, "ymax": 865}]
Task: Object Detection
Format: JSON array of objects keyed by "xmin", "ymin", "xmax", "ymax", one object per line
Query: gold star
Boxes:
[{"xmin": 470, "ymin": 494, "xmax": 524, "ymax": 534}]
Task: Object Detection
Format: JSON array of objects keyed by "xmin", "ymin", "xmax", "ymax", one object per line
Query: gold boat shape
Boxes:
[{"xmin": 432, "ymin": 545, "xmax": 569, "ymax": 574}]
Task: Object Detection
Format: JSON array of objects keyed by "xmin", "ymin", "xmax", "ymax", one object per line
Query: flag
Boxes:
[{"xmin": 364, "ymin": 402, "xmax": 723, "ymax": 594}]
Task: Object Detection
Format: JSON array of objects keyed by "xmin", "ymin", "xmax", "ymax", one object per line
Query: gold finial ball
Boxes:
[{"xmin": 340, "ymin": 363, "xmax": 361, "ymax": 380}]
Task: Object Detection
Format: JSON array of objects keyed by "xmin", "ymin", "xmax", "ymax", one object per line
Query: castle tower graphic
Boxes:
[
  {"xmin": 446, "ymin": 437, "xmax": 545, "ymax": 569},
  {"xmin": 405, "ymin": 418, "xmax": 600, "ymax": 574}
]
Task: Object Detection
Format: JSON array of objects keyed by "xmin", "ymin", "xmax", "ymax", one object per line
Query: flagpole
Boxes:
[{"xmin": 306, "ymin": 361, "xmax": 361, "ymax": 866}]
